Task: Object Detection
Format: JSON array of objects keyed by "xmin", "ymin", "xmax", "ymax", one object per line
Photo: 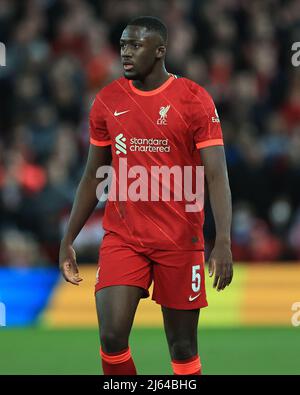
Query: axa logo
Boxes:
[
  {"xmin": 212, "ymin": 108, "xmax": 220, "ymax": 123},
  {"xmin": 157, "ymin": 105, "xmax": 170, "ymax": 125},
  {"xmin": 115, "ymin": 133, "xmax": 127, "ymax": 155}
]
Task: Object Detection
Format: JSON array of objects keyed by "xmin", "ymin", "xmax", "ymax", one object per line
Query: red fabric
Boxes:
[
  {"xmin": 89, "ymin": 76, "xmax": 223, "ymax": 251},
  {"xmin": 95, "ymin": 233, "xmax": 208, "ymax": 310},
  {"xmin": 172, "ymin": 354, "xmax": 202, "ymax": 375},
  {"xmin": 100, "ymin": 347, "xmax": 137, "ymax": 375}
]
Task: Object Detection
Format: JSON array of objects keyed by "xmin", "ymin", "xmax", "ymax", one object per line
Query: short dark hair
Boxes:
[{"xmin": 127, "ymin": 16, "xmax": 168, "ymax": 45}]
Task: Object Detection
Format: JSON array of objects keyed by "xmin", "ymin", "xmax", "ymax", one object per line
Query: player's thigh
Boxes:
[{"xmin": 95, "ymin": 285, "xmax": 144, "ymax": 333}]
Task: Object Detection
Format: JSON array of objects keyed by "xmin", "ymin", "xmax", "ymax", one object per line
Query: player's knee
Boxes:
[
  {"xmin": 100, "ymin": 330, "xmax": 128, "ymax": 353},
  {"xmin": 170, "ymin": 339, "xmax": 197, "ymax": 360}
]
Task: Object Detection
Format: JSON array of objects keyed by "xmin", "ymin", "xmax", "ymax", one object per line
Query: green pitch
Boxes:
[{"xmin": 0, "ymin": 327, "xmax": 299, "ymax": 375}]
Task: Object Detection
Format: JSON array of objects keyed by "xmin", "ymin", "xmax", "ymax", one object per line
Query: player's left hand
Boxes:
[{"xmin": 208, "ymin": 242, "xmax": 233, "ymax": 291}]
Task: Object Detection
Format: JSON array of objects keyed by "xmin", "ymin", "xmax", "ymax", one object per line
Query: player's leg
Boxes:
[
  {"xmin": 151, "ymin": 250, "xmax": 207, "ymax": 375},
  {"xmin": 162, "ymin": 307, "xmax": 202, "ymax": 375},
  {"xmin": 95, "ymin": 233, "xmax": 152, "ymax": 375},
  {"xmin": 96, "ymin": 285, "xmax": 143, "ymax": 353},
  {"xmin": 95, "ymin": 285, "xmax": 143, "ymax": 375},
  {"xmin": 162, "ymin": 307, "xmax": 199, "ymax": 360}
]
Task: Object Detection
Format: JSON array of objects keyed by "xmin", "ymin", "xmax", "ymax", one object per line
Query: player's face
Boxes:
[{"xmin": 120, "ymin": 26, "xmax": 164, "ymax": 80}]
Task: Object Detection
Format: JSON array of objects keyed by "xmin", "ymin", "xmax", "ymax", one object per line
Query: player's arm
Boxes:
[
  {"xmin": 59, "ymin": 144, "xmax": 112, "ymax": 285},
  {"xmin": 200, "ymin": 145, "xmax": 233, "ymax": 291}
]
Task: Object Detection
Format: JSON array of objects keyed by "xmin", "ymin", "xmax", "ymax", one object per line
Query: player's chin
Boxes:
[{"xmin": 123, "ymin": 70, "xmax": 140, "ymax": 80}]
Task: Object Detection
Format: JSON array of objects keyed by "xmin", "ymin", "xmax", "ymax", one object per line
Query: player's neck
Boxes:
[{"xmin": 132, "ymin": 66, "xmax": 170, "ymax": 92}]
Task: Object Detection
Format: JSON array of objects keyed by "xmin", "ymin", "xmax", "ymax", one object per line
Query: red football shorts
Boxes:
[{"xmin": 95, "ymin": 232, "xmax": 208, "ymax": 310}]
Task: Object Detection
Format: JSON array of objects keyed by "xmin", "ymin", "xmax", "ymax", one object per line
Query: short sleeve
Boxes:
[
  {"xmin": 190, "ymin": 87, "xmax": 224, "ymax": 149},
  {"xmin": 89, "ymin": 96, "xmax": 112, "ymax": 147}
]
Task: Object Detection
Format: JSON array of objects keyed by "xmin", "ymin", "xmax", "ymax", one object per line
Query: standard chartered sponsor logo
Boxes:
[
  {"xmin": 114, "ymin": 133, "xmax": 171, "ymax": 155},
  {"xmin": 130, "ymin": 137, "xmax": 170, "ymax": 153},
  {"xmin": 115, "ymin": 133, "xmax": 127, "ymax": 155},
  {"xmin": 96, "ymin": 158, "xmax": 204, "ymax": 212}
]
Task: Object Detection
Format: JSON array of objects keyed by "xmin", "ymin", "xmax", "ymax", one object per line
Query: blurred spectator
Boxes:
[
  {"xmin": 0, "ymin": 0, "xmax": 299, "ymax": 265},
  {"xmin": 0, "ymin": 229, "xmax": 49, "ymax": 267}
]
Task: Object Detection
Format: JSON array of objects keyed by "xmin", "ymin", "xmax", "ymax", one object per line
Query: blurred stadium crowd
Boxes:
[{"xmin": 0, "ymin": 0, "xmax": 300, "ymax": 266}]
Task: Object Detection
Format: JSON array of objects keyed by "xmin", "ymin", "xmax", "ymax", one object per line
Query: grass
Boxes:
[{"xmin": 0, "ymin": 326, "xmax": 299, "ymax": 375}]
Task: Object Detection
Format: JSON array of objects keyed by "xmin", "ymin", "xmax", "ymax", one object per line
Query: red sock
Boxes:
[
  {"xmin": 172, "ymin": 354, "xmax": 202, "ymax": 375},
  {"xmin": 100, "ymin": 347, "xmax": 137, "ymax": 375}
]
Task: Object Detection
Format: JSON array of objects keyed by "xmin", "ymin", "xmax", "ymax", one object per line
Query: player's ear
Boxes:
[{"xmin": 156, "ymin": 45, "xmax": 166, "ymax": 59}]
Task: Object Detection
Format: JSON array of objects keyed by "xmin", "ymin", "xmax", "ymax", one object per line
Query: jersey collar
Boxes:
[{"xmin": 129, "ymin": 74, "xmax": 175, "ymax": 96}]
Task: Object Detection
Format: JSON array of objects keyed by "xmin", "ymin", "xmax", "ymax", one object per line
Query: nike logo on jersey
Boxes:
[
  {"xmin": 189, "ymin": 293, "xmax": 201, "ymax": 302},
  {"xmin": 114, "ymin": 110, "xmax": 130, "ymax": 116}
]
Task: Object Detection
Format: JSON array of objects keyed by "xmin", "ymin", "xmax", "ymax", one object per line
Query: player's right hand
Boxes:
[{"xmin": 59, "ymin": 242, "xmax": 83, "ymax": 286}]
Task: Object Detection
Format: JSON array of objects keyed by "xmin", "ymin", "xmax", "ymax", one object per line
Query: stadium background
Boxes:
[{"xmin": 0, "ymin": 0, "xmax": 299, "ymax": 375}]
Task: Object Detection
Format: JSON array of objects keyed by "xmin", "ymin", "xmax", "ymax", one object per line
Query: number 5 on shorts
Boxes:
[{"xmin": 192, "ymin": 265, "xmax": 201, "ymax": 292}]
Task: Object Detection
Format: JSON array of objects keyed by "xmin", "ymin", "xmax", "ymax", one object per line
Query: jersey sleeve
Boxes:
[
  {"xmin": 89, "ymin": 96, "xmax": 112, "ymax": 147},
  {"xmin": 189, "ymin": 86, "xmax": 224, "ymax": 149}
]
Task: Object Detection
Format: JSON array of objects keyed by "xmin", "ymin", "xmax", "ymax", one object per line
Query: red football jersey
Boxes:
[{"xmin": 89, "ymin": 74, "xmax": 223, "ymax": 250}]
